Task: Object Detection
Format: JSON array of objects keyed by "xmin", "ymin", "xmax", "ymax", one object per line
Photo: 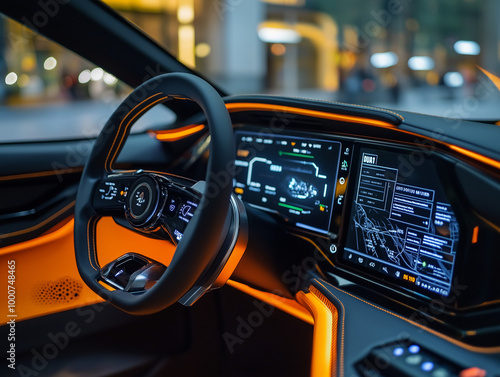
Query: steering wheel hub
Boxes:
[{"xmin": 126, "ymin": 175, "xmax": 162, "ymax": 229}]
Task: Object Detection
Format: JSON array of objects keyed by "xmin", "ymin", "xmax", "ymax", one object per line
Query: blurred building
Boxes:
[{"xmin": 0, "ymin": 0, "xmax": 499, "ymax": 108}]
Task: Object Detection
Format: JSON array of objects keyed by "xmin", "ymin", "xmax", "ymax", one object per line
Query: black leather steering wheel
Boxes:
[{"xmin": 74, "ymin": 73, "xmax": 235, "ymax": 315}]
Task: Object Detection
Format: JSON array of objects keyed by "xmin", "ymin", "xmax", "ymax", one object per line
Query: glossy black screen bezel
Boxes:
[
  {"xmin": 333, "ymin": 142, "xmax": 468, "ymax": 303},
  {"xmin": 233, "ymin": 127, "xmax": 353, "ymax": 238}
]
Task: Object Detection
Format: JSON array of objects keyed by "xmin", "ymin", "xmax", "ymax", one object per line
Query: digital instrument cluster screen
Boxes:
[
  {"xmin": 234, "ymin": 130, "xmax": 342, "ymax": 234},
  {"xmin": 343, "ymin": 147, "xmax": 460, "ymax": 297}
]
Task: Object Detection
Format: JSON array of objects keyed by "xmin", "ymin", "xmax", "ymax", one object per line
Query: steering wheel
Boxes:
[{"xmin": 74, "ymin": 73, "xmax": 245, "ymax": 315}]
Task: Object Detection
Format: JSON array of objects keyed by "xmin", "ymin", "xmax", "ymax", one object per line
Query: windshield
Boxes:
[{"xmin": 103, "ymin": 0, "xmax": 500, "ymax": 120}]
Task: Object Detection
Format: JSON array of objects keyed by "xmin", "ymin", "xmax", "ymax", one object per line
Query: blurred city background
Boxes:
[{"xmin": 1, "ymin": 0, "xmax": 500, "ymax": 142}]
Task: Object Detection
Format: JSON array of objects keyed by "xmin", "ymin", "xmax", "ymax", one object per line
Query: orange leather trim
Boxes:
[
  {"xmin": 225, "ymin": 102, "xmax": 399, "ymax": 129},
  {"xmin": 226, "ymin": 279, "xmax": 314, "ymax": 325},
  {"xmin": 151, "ymin": 124, "xmax": 206, "ymax": 141},
  {"xmin": 297, "ymin": 287, "xmax": 341, "ymax": 377},
  {"xmin": 0, "ymin": 217, "xmax": 175, "ymax": 324}
]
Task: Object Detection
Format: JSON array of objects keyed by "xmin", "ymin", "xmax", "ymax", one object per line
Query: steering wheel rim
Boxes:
[{"xmin": 74, "ymin": 73, "xmax": 234, "ymax": 315}]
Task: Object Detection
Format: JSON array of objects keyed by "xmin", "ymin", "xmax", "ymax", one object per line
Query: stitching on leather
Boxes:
[
  {"xmin": 108, "ymin": 96, "xmax": 171, "ymax": 171},
  {"xmin": 315, "ymin": 279, "xmax": 500, "ymax": 354},
  {"xmin": 260, "ymin": 96, "xmax": 405, "ymax": 121},
  {"xmin": 87, "ymin": 216, "xmax": 98, "ymax": 271},
  {"xmin": 92, "ymin": 216, "xmax": 99, "ymax": 269},
  {"xmin": 227, "ymin": 103, "xmax": 397, "ymax": 130},
  {"xmin": 105, "ymin": 93, "xmax": 164, "ymax": 171}
]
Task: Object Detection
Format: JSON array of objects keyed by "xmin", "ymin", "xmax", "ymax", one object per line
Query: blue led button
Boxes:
[
  {"xmin": 393, "ymin": 347, "xmax": 404, "ymax": 357},
  {"xmin": 422, "ymin": 361, "xmax": 435, "ymax": 371},
  {"xmin": 408, "ymin": 344, "xmax": 421, "ymax": 354}
]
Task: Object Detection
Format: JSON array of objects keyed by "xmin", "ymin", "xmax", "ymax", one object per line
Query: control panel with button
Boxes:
[{"xmin": 356, "ymin": 340, "xmax": 487, "ymax": 377}]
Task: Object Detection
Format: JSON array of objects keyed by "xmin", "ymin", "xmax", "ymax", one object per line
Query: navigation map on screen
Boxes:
[{"xmin": 344, "ymin": 147, "xmax": 460, "ymax": 297}]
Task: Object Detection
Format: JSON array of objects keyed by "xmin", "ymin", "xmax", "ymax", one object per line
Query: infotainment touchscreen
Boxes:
[
  {"xmin": 233, "ymin": 130, "xmax": 342, "ymax": 234},
  {"xmin": 343, "ymin": 147, "xmax": 460, "ymax": 297}
]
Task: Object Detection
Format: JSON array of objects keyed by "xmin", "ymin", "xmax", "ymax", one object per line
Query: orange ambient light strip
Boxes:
[
  {"xmin": 225, "ymin": 102, "xmax": 401, "ymax": 129},
  {"xmin": 449, "ymin": 145, "xmax": 500, "ymax": 170},
  {"xmin": 151, "ymin": 124, "xmax": 206, "ymax": 141},
  {"xmin": 316, "ymin": 280, "xmax": 500, "ymax": 354},
  {"xmin": 227, "ymin": 102, "xmax": 500, "ymax": 172},
  {"xmin": 297, "ymin": 287, "xmax": 341, "ymax": 377},
  {"xmin": 0, "ymin": 168, "xmax": 82, "ymax": 182},
  {"xmin": 472, "ymin": 226, "xmax": 479, "ymax": 244},
  {"xmin": 226, "ymin": 279, "xmax": 314, "ymax": 325}
]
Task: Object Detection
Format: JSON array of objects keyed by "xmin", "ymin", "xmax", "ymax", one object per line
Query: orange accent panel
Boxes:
[
  {"xmin": 297, "ymin": 288, "xmax": 341, "ymax": 377},
  {"xmin": 449, "ymin": 145, "xmax": 500, "ymax": 170},
  {"xmin": 95, "ymin": 217, "xmax": 175, "ymax": 268},
  {"xmin": 0, "ymin": 217, "xmax": 176, "ymax": 325},
  {"xmin": 225, "ymin": 102, "xmax": 400, "ymax": 129},
  {"xmin": 0, "ymin": 219, "xmax": 103, "ymax": 325},
  {"xmin": 151, "ymin": 124, "xmax": 206, "ymax": 141},
  {"xmin": 226, "ymin": 279, "xmax": 314, "ymax": 325}
]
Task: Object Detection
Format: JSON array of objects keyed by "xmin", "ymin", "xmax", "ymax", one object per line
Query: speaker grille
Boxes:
[{"xmin": 32, "ymin": 277, "xmax": 83, "ymax": 305}]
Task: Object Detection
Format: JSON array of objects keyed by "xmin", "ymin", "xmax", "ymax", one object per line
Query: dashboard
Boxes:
[
  {"xmin": 231, "ymin": 120, "xmax": 500, "ymax": 326},
  {"xmin": 2, "ymin": 89, "xmax": 500, "ymax": 376},
  {"xmin": 2, "ymin": 1, "xmax": 500, "ymax": 375}
]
